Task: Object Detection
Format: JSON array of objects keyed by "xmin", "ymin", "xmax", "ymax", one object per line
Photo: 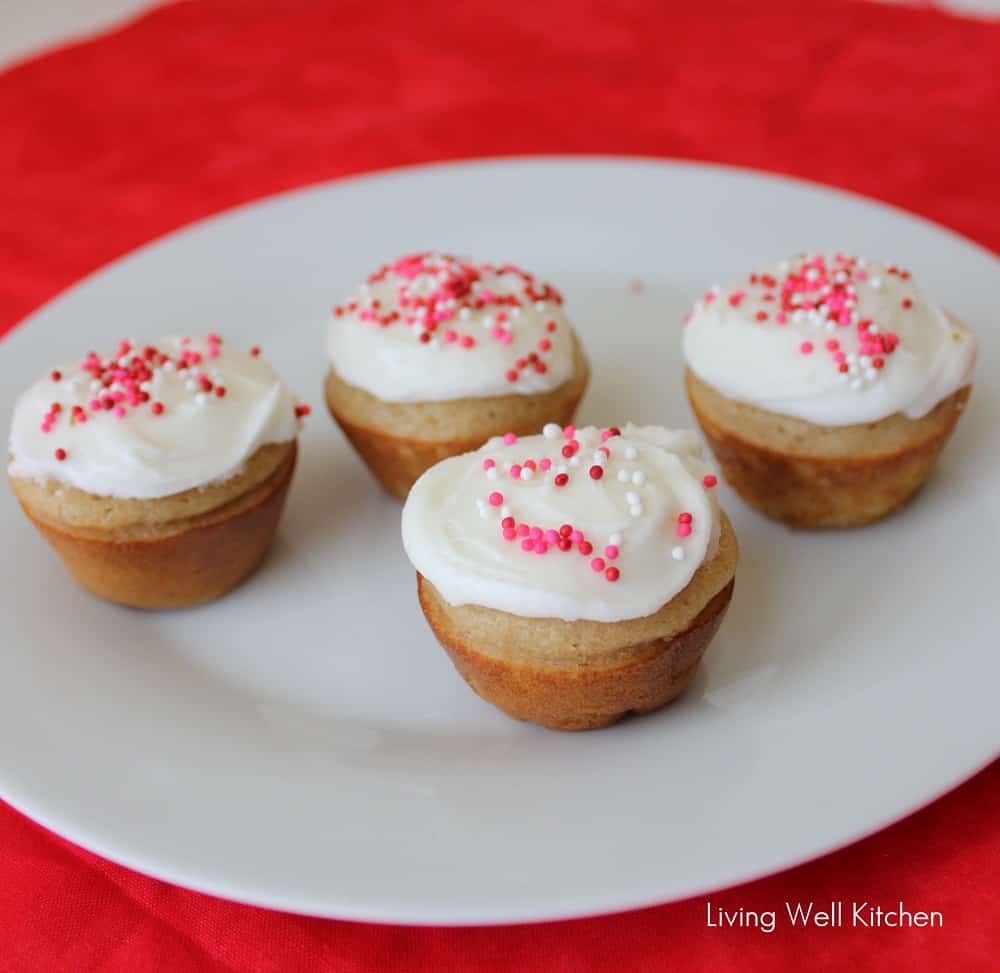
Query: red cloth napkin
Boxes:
[{"xmin": 1, "ymin": 1, "xmax": 998, "ymax": 969}]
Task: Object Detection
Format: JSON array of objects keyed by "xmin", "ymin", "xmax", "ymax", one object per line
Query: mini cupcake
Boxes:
[
  {"xmin": 402, "ymin": 424, "xmax": 737, "ymax": 731},
  {"xmin": 8, "ymin": 335, "xmax": 305, "ymax": 608},
  {"xmin": 683, "ymin": 254, "xmax": 977, "ymax": 528},
  {"xmin": 325, "ymin": 252, "xmax": 590, "ymax": 499}
]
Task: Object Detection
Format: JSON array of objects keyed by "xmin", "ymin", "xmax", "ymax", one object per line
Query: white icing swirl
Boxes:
[
  {"xmin": 326, "ymin": 252, "xmax": 576, "ymax": 402},
  {"xmin": 683, "ymin": 254, "xmax": 977, "ymax": 426},
  {"xmin": 8, "ymin": 336, "xmax": 299, "ymax": 499},
  {"xmin": 402, "ymin": 424, "xmax": 720, "ymax": 622}
]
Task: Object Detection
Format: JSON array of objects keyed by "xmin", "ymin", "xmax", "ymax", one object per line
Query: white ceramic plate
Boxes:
[{"xmin": 1, "ymin": 158, "xmax": 997, "ymax": 925}]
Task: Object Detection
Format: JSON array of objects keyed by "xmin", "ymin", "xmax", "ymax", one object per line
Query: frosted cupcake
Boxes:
[
  {"xmin": 325, "ymin": 252, "xmax": 589, "ymax": 499},
  {"xmin": 8, "ymin": 335, "xmax": 305, "ymax": 608},
  {"xmin": 402, "ymin": 424, "xmax": 737, "ymax": 731},
  {"xmin": 683, "ymin": 254, "xmax": 977, "ymax": 527}
]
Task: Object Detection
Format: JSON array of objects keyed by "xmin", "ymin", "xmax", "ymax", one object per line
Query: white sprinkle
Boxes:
[
  {"xmin": 870, "ymin": 277, "xmax": 882, "ymax": 290},
  {"xmin": 482, "ymin": 315, "xmax": 494, "ymax": 329},
  {"xmin": 624, "ymin": 446, "xmax": 638, "ymax": 461},
  {"xmin": 846, "ymin": 352, "xmax": 857, "ymax": 363},
  {"xmin": 534, "ymin": 301, "xmax": 546, "ymax": 311},
  {"xmin": 865, "ymin": 367, "xmax": 878, "ymax": 381},
  {"xmin": 591, "ymin": 451, "xmax": 606, "ymax": 466},
  {"xmin": 486, "ymin": 467, "xmax": 499, "ymax": 481},
  {"xmin": 543, "ymin": 422, "xmax": 561, "ymax": 439},
  {"xmin": 195, "ymin": 392, "xmax": 207, "ymax": 405},
  {"xmin": 476, "ymin": 498, "xmax": 486, "ymax": 509},
  {"xmin": 629, "ymin": 504, "xmax": 643, "ymax": 518},
  {"xmin": 459, "ymin": 307, "xmax": 471, "ymax": 320},
  {"xmin": 825, "ymin": 321, "xmax": 836, "ymax": 333},
  {"xmin": 625, "ymin": 490, "xmax": 639, "ymax": 505},
  {"xmin": 163, "ymin": 361, "xmax": 176, "ymax": 372},
  {"xmin": 500, "ymin": 505, "xmax": 512, "ymax": 518},
  {"xmin": 186, "ymin": 379, "xmax": 198, "ymax": 392},
  {"xmin": 556, "ymin": 465, "xmax": 568, "ymax": 477},
  {"xmin": 868, "ymin": 324, "xmax": 880, "ymax": 334},
  {"xmin": 617, "ymin": 469, "xmax": 630, "ymax": 483},
  {"xmin": 512, "ymin": 307, "xmax": 521, "ymax": 318},
  {"xmin": 631, "ymin": 470, "xmax": 646, "ymax": 486},
  {"xmin": 859, "ymin": 355, "xmax": 872, "ymax": 368},
  {"xmin": 609, "ymin": 531, "xmax": 623, "ymax": 546},
  {"xmin": 479, "ymin": 506, "xmax": 490, "ymax": 519},
  {"xmin": 569, "ymin": 456, "xmax": 581, "ymax": 467},
  {"xmin": 428, "ymin": 339, "xmax": 439, "ymax": 349},
  {"xmin": 839, "ymin": 373, "xmax": 850, "ymax": 384},
  {"xmin": 90, "ymin": 380, "xmax": 101, "ymax": 392},
  {"xmin": 671, "ymin": 546, "xmax": 685, "ymax": 561},
  {"xmin": 792, "ymin": 310, "xmax": 806, "ymax": 324},
  {"xmin": 519, "ymin": 467, "xmax": 534, "ymax": 481}
]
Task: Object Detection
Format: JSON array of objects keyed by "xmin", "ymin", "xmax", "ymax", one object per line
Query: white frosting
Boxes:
[
  {"xmin": 402, "ymin": 424, "xmax": 721, "ymax": 623},
  {"xmin": 683, "ymin": 254, "xmax": 977, "ymax": 426},
  {"xmin": 8, "ymin": 335, "xmax": 300, "ymax": 499},
  {"xmin": 326, "ymin": 252, "xmax": 576, "ymax": 402}
]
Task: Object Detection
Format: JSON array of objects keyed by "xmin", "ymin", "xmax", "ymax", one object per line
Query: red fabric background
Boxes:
[{"xmin": 1, "ymin": 1, "xmax": 998, "ymax": 969}]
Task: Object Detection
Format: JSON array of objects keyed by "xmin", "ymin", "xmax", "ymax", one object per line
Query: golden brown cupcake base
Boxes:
[
  {"xmin": 14, "ymin": 443, "xmax": 296, "ymax": 609},
  {"xmin": 686, "ymin": 369, "xmax": 971, "ymax": 528},
  {"xmin": 416, "ymin": 513, "xmax": 738, "ymax": 731},
  {"xmin": 325, "ymin": 334, "xmax": 590, "ymax": 500}
]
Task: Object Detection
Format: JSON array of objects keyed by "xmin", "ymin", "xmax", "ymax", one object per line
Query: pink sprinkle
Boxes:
[
  {"xmin": 604, "ymin": 545, "xmax": 619, "ymax": 559},
  {"xmin": 800, "ymin": 341, "xmax": 814, "ymax": 355},
  {"xmin": 482, "ymin": 458, "xmax": 495, "ymax": 470},
  {"xmin": 529, "ymin": 527, "xmax": 542, "ymax": 540},
  {"xmin": 444, "ymin": 330, "xmax": 458, "ymax": 343},
  {"xmin": 563, "ymin": 425, "xmax": 575, "ymax": 439},
  {"xmin": 113, "ymin": 406, "xmax": 126, "ymax": 418},
  {"xmin": 834, "ymin": 351, "xmax": 846, "ymax": 364},
  {"xmin": 544, "ymin": 529, "xmax": 559, "ymax": 544},
  {"xmin": 856, "ymin": 270, "xmax": 868, "ymax": 280},
  {"xmin": 676, "ymin": 523, "xmax": 692, "ymax": 537},
  {"xmin": 503, "ymin": 432, "xmax": 517, "ymax": 445},
  {"xmin": 460, "ymin": 335, "xmax": 475, "ymax": 348},
  {"xmin": 488, "ymin": 492, "xmax": 503, "ymax": 506},
  {"xmin": 539, "ymin": 458, "xmax": 552, "ymax": 471},
  {"xmin": 502, "ymin": 527, "xmax": 517, "ymax": 541},
  {"xmin": 826, "ymin": 339, "xmax": 840, "ymax": 351},
  {"xmin": 775, "ymin": 312, "xmax": 787, "ymax": 324},
  {"xmin": 89, "ymin": 399, "xmax": 101, "ymax": 411},
  {"xmin": 533, "ymin": 541, "xmax": 548, "ymax": 554},
  {"xmin": 517, "ymin": 524, "xmax": 530, "ymax": 537},
  {"xmin": 521, "ymin": 539, "xmax": 533, "ymax": 552},
  {"xmin": 524, "ymin": 459, "xmax": 537, "ymax": 471},
  {"xmin": 590, "ymin": 557, "xmax": 606, "ymax": 572},
  {"xmin": 570, "ymin": 530, "xmax": 584, "ymax": 543},
  {"xmin": 509, "ymin": 464, "xmax": 522, "ymax": 479},
  {"xmin": 703, "ymin": 474, "xmax": 717, "ymax": 488}
]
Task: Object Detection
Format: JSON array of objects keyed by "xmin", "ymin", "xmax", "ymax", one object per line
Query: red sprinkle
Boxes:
[
  {"xmin": 151, "ymin": 402, "xmax": 164, "ymax": 415},
  {"xmin": 588, "ymin": 465, "xmax": 604, "ymax": 480},
  {"xmin": 295, "ymin": 404, "xmax": 311, "ymax": 417},
  {"xmin": 54, "ymin": 448, "xmax": 67, "ymax": 461},
  {"xmin": 50, "ymin": 370, "xmax": 62, "ymax": 381},
  {"xmin": 702, "ymin": 474, "xmax": 718, "ymax": 488},
  {"xmin": 605, "ymin": 566, "xmax": 620, "ymax": 582},
  {"xmin": 554, "ymin": 473, "xmax": 569, "ymax": 487},
  {"xmin": 250, "ymin": 346, "xmax": 261, "ymax": 357}
]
